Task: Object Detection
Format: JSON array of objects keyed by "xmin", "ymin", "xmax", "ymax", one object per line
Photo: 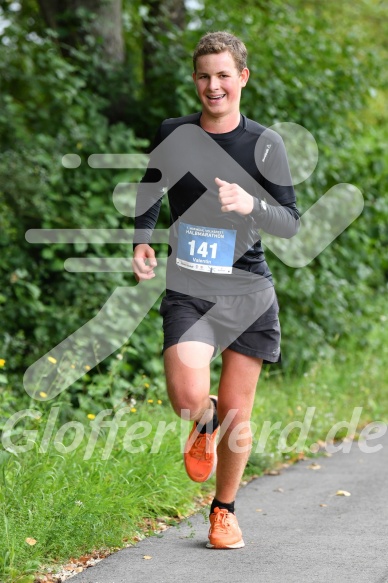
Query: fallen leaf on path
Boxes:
[
  {"xmin": 320, "ymin": 504, "xmax": 328, "ymax": 507},
  {"xmin": 255, "ymin": 508, "xmax": 263, "ymax": 512},
  {"xmin": 307, "ymin": 463, "xmax": 321, "ymax": 470},
  {"xmin": 336, "ymin": 490, "xmax": 351, "ymax": 496},
  {"xmin": 143, "ymin": 555, "xmax": 152, "ymax": 560},
  {"xmin": 274, "ymin": 487, "xmax": 284, "ymax": 493}
]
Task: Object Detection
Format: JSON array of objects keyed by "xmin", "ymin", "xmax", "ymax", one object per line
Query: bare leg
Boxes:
[
  {"xmin": 163, "ymin": 341, "xmax": 215, "ymax": 424},
  {"xmin": 215, "ymin": 348, "xmax": 263, "ymax": 503},
  {"xmin": 164, "ymin": 342, "xmax": 262, "ymax": 502}
]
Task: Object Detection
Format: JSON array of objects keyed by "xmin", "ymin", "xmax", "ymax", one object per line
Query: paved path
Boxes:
[{"xmin": 72, "ymin": 426, "xmax": 388, "ymax": 583}]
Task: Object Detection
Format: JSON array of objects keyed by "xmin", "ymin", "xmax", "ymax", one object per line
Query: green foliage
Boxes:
[
  {"xmin": 1, "ymin": 0, "xmax": 387, "ymax": 400},
  {"xmin": 0, "ymin": 11, "xmax": 162, "ymax": 402}
]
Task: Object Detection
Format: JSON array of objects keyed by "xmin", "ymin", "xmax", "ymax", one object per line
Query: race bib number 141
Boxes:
[{"xmin": 176, "ymin": 222, "xmax": 237, "ymax": 274}]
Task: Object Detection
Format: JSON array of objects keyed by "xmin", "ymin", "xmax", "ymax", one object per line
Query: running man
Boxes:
[{"xmin": 133, "ymin": 31, "xmax": 299, "ymax": 549}]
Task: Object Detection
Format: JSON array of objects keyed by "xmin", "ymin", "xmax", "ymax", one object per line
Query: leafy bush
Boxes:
[
  {"xmin": 0, "ymin": 0, "xmax": 387, "ymax": 407},
  {"xmin": 0, "ymin": 16, "xmax": 159, "ymax": 404}
]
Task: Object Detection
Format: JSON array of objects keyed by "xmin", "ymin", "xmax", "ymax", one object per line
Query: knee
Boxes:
[{"xmin": 169, "ymin": 393, "xmax": 207, "ymax": 421}]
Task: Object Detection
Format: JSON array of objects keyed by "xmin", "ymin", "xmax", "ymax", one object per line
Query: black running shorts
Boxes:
[{"xmin": 159, "ymin": 288, "xmax": 281, "ymax": 363}]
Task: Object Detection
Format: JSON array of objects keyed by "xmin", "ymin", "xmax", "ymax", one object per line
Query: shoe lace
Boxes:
[
  {"xmin": 212, "ymin": 509, "xmax": 231, "ymax": 533},
  {"xmin": 190, "ymin": 432, "xmax": 211, "ymax": 460}
]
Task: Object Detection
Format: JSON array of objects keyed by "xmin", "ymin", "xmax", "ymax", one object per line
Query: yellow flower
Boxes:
[
  {"xmin": 147, "ymin": 399, "xmax": 153, "ymax": 404},
  {"xmin": 47, "ymin": 356, "xmax": 57, "ymax": 364},
  {"xmin": 144, "ymin": 383, "xmax": 150, "ymax": 388},
  {"xmin": 131, "ymin": 407, "xmax": 137, "ymax": 413},
  {"xmin": 70, "ymin": 364, "xmax": 75, "ymax": 369},
  {"xmin": 39, "ymin": 391, "xmax": 47, "ymax": 398},
  {"xmin": 87, "ymin": 413, "xmax": 96, "ymax": 420},
  {"xmin": 84, "ymin": 365, "xmax": 91, "ymax": 371},
  {"xmin": 0, "ymin": 359, "xmax": 5, "ymax": 367},
  {"xmin": 157, "ymin": 400, "xmax": 162, "ymax": 405}
]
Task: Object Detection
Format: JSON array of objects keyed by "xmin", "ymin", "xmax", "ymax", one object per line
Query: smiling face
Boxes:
[{"xmin": 192, "ymin": 51, "xmax": 249, "ymax": 131}]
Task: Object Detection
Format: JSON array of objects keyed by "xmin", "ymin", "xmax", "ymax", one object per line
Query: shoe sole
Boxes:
[{"xmin": 206, "ymin": 539, "xmax": 245, "ymax": 549}]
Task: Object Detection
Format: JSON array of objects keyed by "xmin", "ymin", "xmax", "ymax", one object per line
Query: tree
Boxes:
[{"xmin": 37, "ymin": 0, "xmax": 125, "ymax": 63}]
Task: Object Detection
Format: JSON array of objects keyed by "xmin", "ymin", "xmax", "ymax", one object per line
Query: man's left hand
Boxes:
[{"xmin": 215, "ymin": 177, "xmax": 254, "ymax": 216}]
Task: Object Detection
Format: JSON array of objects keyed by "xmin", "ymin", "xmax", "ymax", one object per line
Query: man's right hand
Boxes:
[{"xmin": 132, "ymin": 244, "xmax": 157, "ymax": 282}]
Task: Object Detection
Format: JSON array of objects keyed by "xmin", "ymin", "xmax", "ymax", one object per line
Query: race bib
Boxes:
[{"xmin": 176, "ymin": 222, "xmax": 236, "ymax": 274}]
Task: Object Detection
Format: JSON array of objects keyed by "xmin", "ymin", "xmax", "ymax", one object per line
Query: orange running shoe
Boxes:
[
  {"xmin": 183, "ymin": 397, "xmax": 219, "ymax": 483},
  {"xmin": 207, "ymin": 507, "xmax": 245, "ymax": 549}
]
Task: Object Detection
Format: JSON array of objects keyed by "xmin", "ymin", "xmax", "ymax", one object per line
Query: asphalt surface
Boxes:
[{"xmin": 72, "ymin": 425, "xmax": 388, "ymax": 583}]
